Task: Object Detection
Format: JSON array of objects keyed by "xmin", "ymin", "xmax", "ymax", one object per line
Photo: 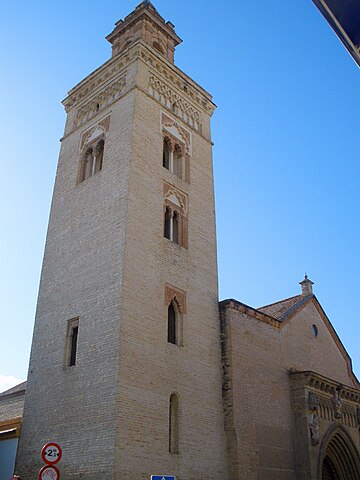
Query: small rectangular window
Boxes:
[{"xmin": 65, "ymin": 318, "xmax": 79, "ymax": 367}]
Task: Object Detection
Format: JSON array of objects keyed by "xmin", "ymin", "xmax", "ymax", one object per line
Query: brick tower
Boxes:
[{"xmin": 16, "ymin": 2, "xmax": 227, "ymax": 479}]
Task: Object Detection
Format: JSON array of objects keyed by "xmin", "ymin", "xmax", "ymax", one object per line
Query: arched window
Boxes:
[
  {"xmin": 167, "ymin": 302, "xmax": 176, "ymax": 344},
  {"xmin": 162, "ymin": 137, "xmax": 183, "ymax": 179},
  {"xmin": 153, "ymin": 41, "xmax": 165, "ymax": 55},
  {"xmin": 169, "ymin": 393, "xmax": 179, "ymax": 454},
  {"xmin": 163, "ymin": 138, "xmax": 171, "ymax": 170},
  {"xmin": 94, "ymin": 139, "xmax": 104, "ymax": 174},
  {"xmin": 164, "ymin": 207, "xmax": 172, "ymax": 240},
  {"xmin": 79, "ymin": 138, "xmax": 105, "ymax": 183},
  {"xmin": 164, "ymin": 208, "xmax": 181, "ymax": 245},
  {"xmin": 173, "ymin": 211, "xmax": 179, "ymax": 244},
  {"xmin": 123, "ymin": 40, "xmax": 132, "ymax": 51},
  {"xmin": 81, "ymin": 147, "xmax": 93, "ymax": 182},
  {"xmin": 173, "ymin": 145, "xmax": 182, "ymax": 179}
]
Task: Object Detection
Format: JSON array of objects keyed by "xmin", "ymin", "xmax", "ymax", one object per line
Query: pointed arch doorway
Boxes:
[
  {"xmin": 322, "ymin": 456, "xmax": 339, "ymax": 480},
  {"xmin": 319, "ymin": 426, "xmax": 360, "ymax": 480}
]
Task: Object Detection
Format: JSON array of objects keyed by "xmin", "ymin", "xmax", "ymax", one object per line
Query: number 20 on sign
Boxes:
[{"xmin": 41, "ymin": 442, "xmax": 62, "ymax": 465}]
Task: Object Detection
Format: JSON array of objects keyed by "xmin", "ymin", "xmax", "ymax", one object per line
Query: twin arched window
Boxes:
[
  {"xmin": 80, "ymin": 139, "xmax": 104, "ymax": 183},
  {"xmin": 164, "ymin": 207, "xmax": 179, "ymax": 244},
  {"xmin": 163, "ymin": 138, "xmax": 183, "ymax": 179}
]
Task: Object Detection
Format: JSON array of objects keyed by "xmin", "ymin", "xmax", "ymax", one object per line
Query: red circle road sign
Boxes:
[
  {"xmin": 38, "ymin": 465, "xmax": 60, "ymax": 480},
  {"xmin": 41, "ymin": 442, "xmax": 62, "ymax": 465}
]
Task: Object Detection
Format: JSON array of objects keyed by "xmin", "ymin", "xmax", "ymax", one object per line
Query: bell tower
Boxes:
[{"xmin": 16, "ymin": 2, "xmax": 227, "ymax": 479}]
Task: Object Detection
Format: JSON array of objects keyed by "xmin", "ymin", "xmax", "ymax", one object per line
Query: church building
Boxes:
[{"xmin": 1, "ymin": 2, "xmax": 359, "ymax": 479}]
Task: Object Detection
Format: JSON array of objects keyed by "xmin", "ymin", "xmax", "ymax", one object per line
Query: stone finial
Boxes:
[{"xmin": 299, "ymin": 274, "xmax": 314, "ymax": 295}]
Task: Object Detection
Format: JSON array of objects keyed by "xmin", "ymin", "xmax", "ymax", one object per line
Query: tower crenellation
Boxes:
[{"xmin": 106, "ymin": 0, "xmax": 182, "ymax": 63}]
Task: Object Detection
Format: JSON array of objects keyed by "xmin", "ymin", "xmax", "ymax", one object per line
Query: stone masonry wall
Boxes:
[
  {"xmin": 221, "ymin": 299, "xmax": 359, "ymax": 480},
  {"xmin": 113, "ymin": 54, "xmax": 227, "ymax": 480},
  {"xmin": 16, "ymin": 65, "xmax": 137, "ymax": 479}
]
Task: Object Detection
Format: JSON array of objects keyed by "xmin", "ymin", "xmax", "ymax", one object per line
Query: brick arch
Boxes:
[
  {"xmin": 317, "ymin": 424, "xmax": 360, "ymax": 480},
  {"xmin": 165, "ymin": 284, "xmax": 186, "ymax": 314}
]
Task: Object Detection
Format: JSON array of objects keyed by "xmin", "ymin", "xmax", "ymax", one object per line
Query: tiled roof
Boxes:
[{"xmin": 258, "ymin": 294, "xmax": 313, "ymax": 322}]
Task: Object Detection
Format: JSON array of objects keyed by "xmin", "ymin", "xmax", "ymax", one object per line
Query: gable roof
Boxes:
[
  {"xmin": 219, "ymin": 295, "xmax": 359, "ymax": 388},
  {"xmin": 257, "ymin": 294, "xmax": 313, "ymax": 322}
]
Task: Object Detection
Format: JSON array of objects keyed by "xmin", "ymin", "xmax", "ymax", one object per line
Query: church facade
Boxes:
[{"xmin": 3, "ymin": 2, "xmax": 359, "ymax": 479}]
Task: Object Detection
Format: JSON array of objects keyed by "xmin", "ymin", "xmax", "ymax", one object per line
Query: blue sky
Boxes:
[{"xmin": 1, "ymin": 0, "xmax": 359, "ymax": 390}]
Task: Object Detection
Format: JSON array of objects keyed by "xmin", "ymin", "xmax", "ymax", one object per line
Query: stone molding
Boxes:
[
  {"xmin": 149, "ymin": 75, "xmax": 201, "ymax": 131},
  {"xmin": 163, "ymin": 181, "xmax": 188, "ymax": 213},
  {"xmin": 289, "ymin": 370, "xmax": 360, "ymax": 479},
  {"xmin": 165, "ymin": 283, "xmax": 187, "ymax": 314},
  {"xmin": 62, "ymin": 41, "xmax": 214, "ymax": 123},
  {"xmin": 219, "ymin": 299, "xmax": 282, "ymax": 329},
  {"xmin": 73, "ymin": 77, "xmax": 125, "ymax": 130},
  {"xmin": 161, "ymin": 112, "xmax": 192, "ymax": 155},
  {"xmin": 138, "ymin": 45, "xmax": 214, "ymax": 114},
  {"xmin": 80, "ymin": 115, "xmax": 111, "ymax": 150},
  {"xmin": 290, "ymin": 370, "xmax": 360, "ymax": 441}
]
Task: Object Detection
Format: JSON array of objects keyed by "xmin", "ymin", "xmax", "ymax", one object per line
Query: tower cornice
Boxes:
[{"xmin": 62, "ymin": 41, "xmax": 216, "ymax": 135}]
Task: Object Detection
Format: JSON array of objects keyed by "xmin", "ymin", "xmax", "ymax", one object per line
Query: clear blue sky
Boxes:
[{"xmin": 1, "ymin": 0, "xmax": 359, "ymax": 390}]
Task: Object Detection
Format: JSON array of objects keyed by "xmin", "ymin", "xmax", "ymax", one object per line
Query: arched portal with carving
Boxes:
[{"xmin": 318, "ymin": 425, "xmax": 360, "ymax": 480}]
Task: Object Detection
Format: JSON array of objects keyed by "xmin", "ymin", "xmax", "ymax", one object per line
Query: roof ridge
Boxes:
[
  {"xmin": 258, "ymin": 294, "xmax": 302, "ymax": 310},
  {"xmin": 0, "ymin": 380, "xmax": 26, "ymax": 397}
]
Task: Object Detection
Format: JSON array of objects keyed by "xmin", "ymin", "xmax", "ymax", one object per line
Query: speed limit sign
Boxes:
[
  {"xmin": 38, "ymin": 465, "xmax": 60, "ymax": 480},
  {"xmin": 41, "ymin": 442, "xmax": 62, "ymax": 465}
]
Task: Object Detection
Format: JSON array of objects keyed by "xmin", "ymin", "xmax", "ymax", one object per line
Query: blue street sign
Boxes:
[{"xmin": 151, "ymin": 476, "xmax": 176, "ymax": 480}]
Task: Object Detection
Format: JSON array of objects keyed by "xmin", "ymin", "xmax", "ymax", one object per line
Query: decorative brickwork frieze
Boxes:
[
  {"xmin": 73, "ymin": 77, "xmax": 126, "ymax": 129},
  {"xmin": 149, "ymin": 75, "xmax": 201, "ymax": 131}
]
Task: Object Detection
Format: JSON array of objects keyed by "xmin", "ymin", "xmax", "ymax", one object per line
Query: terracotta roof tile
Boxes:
[{"xmin": 258, "ymin": 294, "xmax": 312, "ymax": 321}]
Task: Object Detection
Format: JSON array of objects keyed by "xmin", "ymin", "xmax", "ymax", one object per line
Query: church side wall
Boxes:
[{"xmin": 221, "ymin": 306, "xmax": 296, "ymax": 480}]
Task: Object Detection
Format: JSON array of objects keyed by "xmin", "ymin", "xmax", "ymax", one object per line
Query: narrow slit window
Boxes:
[
  {"xmin": 66, "ymin": 318, "xmax": 79, "ymax": 367},
  {"xmin": 173, "ymin": 211, "xmax": 179, "ymax": 244},
  {"xmin": 169, "ymin": 394, "xmax": 179, "ymax": 453},
  {"xmin": 164, "ymin": 207, "xmax": 172, "ymax": 239},
  {"xmin": 69, "ymin": 326, "xmax": 78, "ymax": 366},
  {"xmin": 173, "ymin": 146, "xmax": 182, "ymax": 179},
  {"xmin": 163, "ymin": 139, "xmax": 170, "ymax": 170},
  {"xmin": 168, "ymin": 302, "xmax": 176, "ymax": 344},
  {"xmin": 94, "ymin": 139, "xmax": 104, "ymax": 174}
]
